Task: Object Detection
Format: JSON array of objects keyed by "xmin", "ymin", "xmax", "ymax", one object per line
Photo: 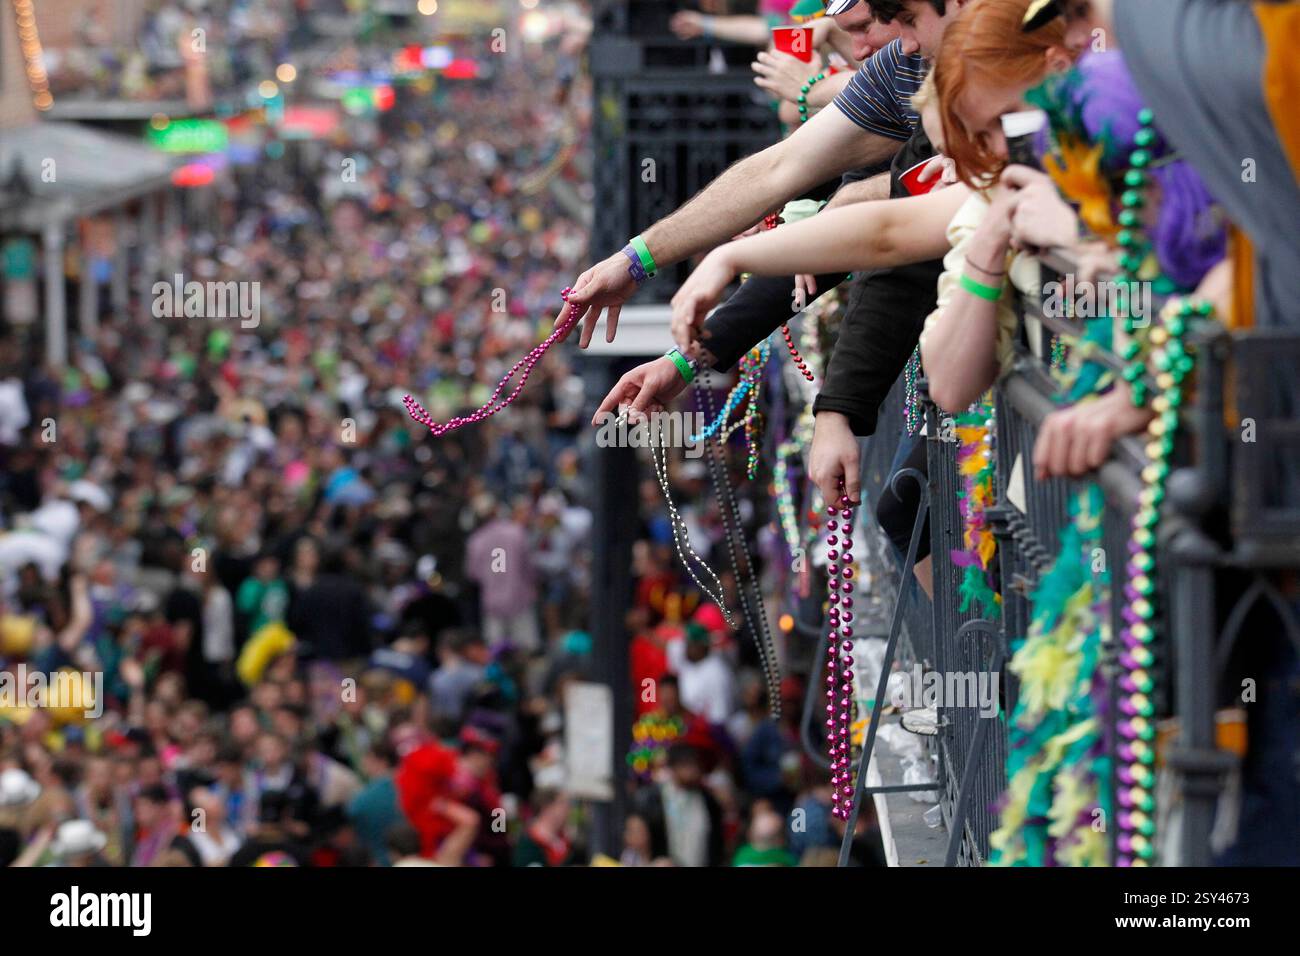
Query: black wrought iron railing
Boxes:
[{"xmin": 837, "ymin": 249, "xmax": 1300, "ymax": 867}]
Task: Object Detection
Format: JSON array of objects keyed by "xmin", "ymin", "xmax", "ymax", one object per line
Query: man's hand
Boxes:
[
  {"xmin": 1004, "ymin": 165, "xmax": 1078, "ymax": 253},
  {"xmin": 591, "ymin": 356, "xmax": 691, "ymax": 425},
  {"xmin": 669, "ymin": 248, "xmax": 738, "ymax": 357},
  {"xmin": 809, "ymin": 411, "xmax": 861, "ymax": 507},
  {"xmin": 752, "ymin": 49, "xmax": 821, "ymax": 104},
  {"xmin": 555, "ymin": 252, "xmax": 640, "ymax": 348},
  {"xmin": 1033, "ymin": 385, "xmax": 1153, "ymax": 480}
]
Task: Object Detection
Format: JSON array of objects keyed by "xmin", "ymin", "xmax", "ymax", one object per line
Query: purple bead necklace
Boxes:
[
  {"xmin": 823, "ymin": 482, "xmax": 857, "ymax": 819},
  {"xmin": 404, "ymin": 288, "xmax": 581, "ymax": 437}
]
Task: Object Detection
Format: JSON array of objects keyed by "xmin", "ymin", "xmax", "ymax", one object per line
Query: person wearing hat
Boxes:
[
  {"xmin": 47, "ymin": 819, "xmax": 109, "ymax": 867},
  {"xmin": 0, "ymin": 768, "xmax": 41, "ymax": 866}
]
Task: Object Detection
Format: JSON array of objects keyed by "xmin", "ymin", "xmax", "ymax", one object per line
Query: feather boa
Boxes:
[
  {"xmin": 950, "ymin": 399, "xmax": 1000, "ymax": 620},
  {"xmin": 989, "ymin": 485, "xmax": 1112, "ymax": 866}
]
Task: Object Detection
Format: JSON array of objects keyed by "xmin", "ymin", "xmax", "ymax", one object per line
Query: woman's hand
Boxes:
[
  {"xmin": 794, "ymin": 273, "xmax": 817, "ymax": 310},
  {"xmin": 752, "ymin": 49, "xmax": 821, "ymax": 105},
  {"xmin": 670, "ymin": 247, "xmax": 738, "ymax": 357},
  {"xmin": 1033, "ymin": 385, "xmax": 1153, "ymax": 480},
  {"xmin": 961, "ymin": 181, "xmax": 1017, "ymax": 282},
  {"xmin": 981, "ymin": 178, "xmax": 1022, "ymax": 242},
  {"xmin": 1003, "ymin": 165, "xmax": 1078, "ymax": 253}
]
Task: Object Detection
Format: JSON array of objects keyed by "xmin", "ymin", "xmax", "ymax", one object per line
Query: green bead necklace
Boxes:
[
  {"xmin": 1114, "ymin": 295, "xmax": 1208, "ymax": 867},
  {"xmin": 798, "ymin": 71, "xmax": 827, "ymax": 124}
]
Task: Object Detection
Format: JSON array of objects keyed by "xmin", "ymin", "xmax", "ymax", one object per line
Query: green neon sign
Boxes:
[{"xmin": 147, "ymin": 119, "xmax": 229, "ymax": 154}]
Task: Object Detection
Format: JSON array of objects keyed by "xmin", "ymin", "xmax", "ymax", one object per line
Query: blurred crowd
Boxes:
[
  {"xmin": 44, "ymin": 0, "xmax": 318, "ymax": 102},
  {"xmin": 0, "ymin": 5, "xmax": 874, "ymax": 868},
  {"xmin": 8, "ymin": 0, "xmax": 1293, "ymax": 870}
]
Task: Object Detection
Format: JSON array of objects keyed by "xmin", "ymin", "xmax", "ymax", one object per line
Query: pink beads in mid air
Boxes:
[
  {"xmin": 825, "ymin": 484, "xmax": 857, "ymax": 820},
  {"xmin": 404, "ymin": 288, "xmax": 582, "ymax": 437}
]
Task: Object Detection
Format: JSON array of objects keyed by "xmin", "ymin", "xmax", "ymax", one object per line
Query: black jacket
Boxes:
[
  {"xmin": 694, "ymin": 129, "xmax": 943, "ymax": 438},
  {"xmin": 698, "ymin": 161, "xmax": 890, "ymax": 371},
  {"xmin": 811, "ymin": 126, "xmax": 944, "ymax": 436}
]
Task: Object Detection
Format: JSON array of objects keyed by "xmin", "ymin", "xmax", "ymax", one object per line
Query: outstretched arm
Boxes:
[
  {"xmin": 557, "ymin": 104, "xmax": 906, "ymax": 347},
  {"xmin": 671, "ymin": 12, "xmax": 774, "ymax": 47},
  {"xmin": 670, "ymin": 184, "xmax": 967, "ymax": 354}
]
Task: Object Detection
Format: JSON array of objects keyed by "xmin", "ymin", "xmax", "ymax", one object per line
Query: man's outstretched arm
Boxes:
[{"xmin": 556, "ymin": 103, "xmax": 905, "ymax": 347}]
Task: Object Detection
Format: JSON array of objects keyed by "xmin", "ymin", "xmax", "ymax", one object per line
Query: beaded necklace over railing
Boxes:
[
  {"xmin": 823, "ymin": 482, "xmax": 857, "ymax": 818},
  {"xmin": 1113, "ymin": 296, "xmax": 1204, "ymax": 867},
  {"xmin": 695, "ymin": 366, "xmax": 784, "ymax": 719}
]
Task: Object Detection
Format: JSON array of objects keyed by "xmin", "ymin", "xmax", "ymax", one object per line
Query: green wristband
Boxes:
[
  {"xmin": 665, "ymin": 348, "xmax": 694, "ymax": 383},
  {"xmin": 629, "ymin": 235, "xmax": 657, "ymax": 277},
  {"xmin": 959, "ymin": 271, "xmax": 1003, "ymax": 302}
]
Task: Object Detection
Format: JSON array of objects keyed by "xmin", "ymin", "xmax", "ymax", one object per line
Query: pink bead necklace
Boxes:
[
  {"xmin": 404, "ymin": 288, "xmax": 581, "ymax": 437},
  {"xmin": 823, "ymin": 482, "xmax": 857, "ymax": 819}
]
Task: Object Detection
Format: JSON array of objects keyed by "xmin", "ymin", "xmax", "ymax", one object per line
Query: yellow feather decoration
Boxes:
[{"xmin": 1044, "ymin": 138, "xmax": 1116, "ymax": 241}]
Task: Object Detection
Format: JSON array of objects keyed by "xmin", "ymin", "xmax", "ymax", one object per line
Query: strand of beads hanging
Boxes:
[
  {"xmin": 797, "ymin": 71, "xmax": 827, "ymax": 124},
  {"xmin": 773, "ymin": 440, "xmax": 803, "ymax": 557},
  {"xmin": 1114, "ymin": 295, "xmax": 1205, "ymax": 867},
  {"xmin": 405, "ymin": 287, "xmax": 581, "ymax": 437},
  {"xmin": 743, "ymin": 389, "xmax": 764, "ymax": 480},
  {"xmin": 696, "ymin": 366, "xmax": 784, "ymax": 718},
  {"xmin": 741, "ymin": 341, "xmax": 770, "ymax": 478},
  {"xmin": 1050, "ymin": 333, "xmax": 1068, "ymax": 371},
  {"xmin": 1114, "ymin": 107, "xmax": 1159, "ymax": 409},
  {"xmin": 760, "ymin": 209, "xmax": 816, "ymax": 383},
  {"xmin": 648, "ymin": 416, "xmax": 738, "ymax": 632},
  {"xmin": 693, "ymin": 339, "xmax": 770, "ymax": 443},
  {"xmin": 781, "ymin": 323, "xmax": 816, "ymax": 382},
  {"xmin": 903, "ymin": 345, "xmax": 922, "ymax": 435},
  {"xmin": 824, "ymin": 481, "xmax": 857, "ymax": 819}
]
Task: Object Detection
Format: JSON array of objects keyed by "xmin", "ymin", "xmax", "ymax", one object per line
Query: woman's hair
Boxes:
[
  {"xmin": 1064, "ymin": 52, "xmax": 1226, "ymax": 289},
  {"xmin": 911, "ymin": 73, "xmax": 936, "ymax": 114},
  {"xmin": 932, "ymin": 0, "xmax": 1066, "ymax": 187}
]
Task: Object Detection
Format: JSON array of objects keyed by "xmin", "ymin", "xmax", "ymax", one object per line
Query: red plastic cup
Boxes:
[
  {"xmin": 771, "ymin": 26, "xmax": 815, "ymax": 63},
  {"xmin": 900, "ymin": 157, "xmax": 941, "ymax": 196}
]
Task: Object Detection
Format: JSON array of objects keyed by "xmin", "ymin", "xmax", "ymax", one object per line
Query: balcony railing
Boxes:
[{"xmin": 833, "ymin": 249, "xmax": 1300, "ymax": 866}]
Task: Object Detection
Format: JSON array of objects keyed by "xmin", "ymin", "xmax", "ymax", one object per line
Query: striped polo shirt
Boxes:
[{"xmin": 832, "ymin": 39, "xmax": 928, "ymax": 140}]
